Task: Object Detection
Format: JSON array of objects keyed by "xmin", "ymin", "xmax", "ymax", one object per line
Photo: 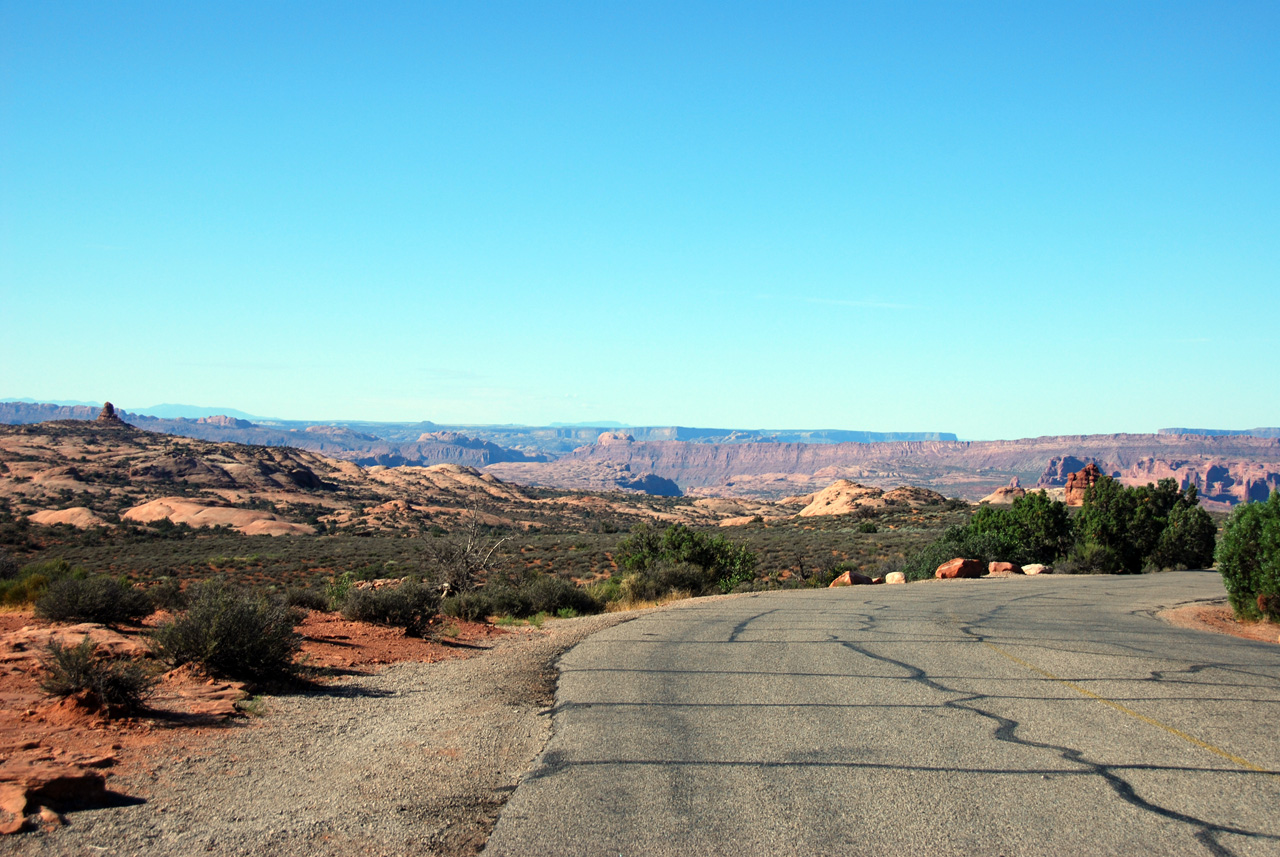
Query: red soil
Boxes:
[
  {"xmin": 1160, "ymin": 601, "xmax": 1279, "ymax": 646},
  {"xmin": 0, "ymin": 609, "xmax": 505, "ymax": 831}
]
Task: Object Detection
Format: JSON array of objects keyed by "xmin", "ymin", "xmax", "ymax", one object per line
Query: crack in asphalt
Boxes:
[{"xmin": 826, "ymin": 605, "xmax": 1277, "ymax": 857}]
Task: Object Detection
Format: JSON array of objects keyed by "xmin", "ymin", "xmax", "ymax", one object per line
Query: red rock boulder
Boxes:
[
  {"xmin": 935, "ymin": 558, "xmax": 984, "ymax": 580},
  {"xmin": 829, "ymin": 570, "xmax": 875, "ymax": 587},
  {"xmin": 988, "ymin": 562, "xmax": 1023, "ymax": 575}
]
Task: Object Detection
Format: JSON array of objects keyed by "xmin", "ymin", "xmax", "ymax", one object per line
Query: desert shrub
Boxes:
[
  {"xmin": 1215, "ymin": 490, "xmax": 1280, "ymax": 621},
  {"xmin": 147, "ymin": 576, "xmax": 188, "ymax": 612},
  {"xmin": 40, "ymin": 637, "xmax": 156, "ymax": 715},
  {"xmin": 519, "ymin": 575, "xmax": 599, "ymax": 616},
  {"xmin": 341, "ymin": 580, "xmax": 440, "ymax": 637},
  {"xmin": 442, "ymin": 574, "xmax": 600, "ymax": 621},
  {"xmin": 0, "ymin": 559, "xmax": 83, "ymax": 607},
  {"xmin": 284, "ymin": 586, "xmax": 328, "ymax": 612},
  {"xmin": 36, "ymin": 575, "xmax": 152, "ymax": 625},
  {"xmin": 324, "ymin": 572, "xmax": 356, "ymax": 610},
  {"xmin": 0, "ymin": 547, "xmax": 18, "ymax": 580},
  {"xmin": 616, "ymin": 523, "xmax": 757, "ymax": 594},
  {"xmin": 151, "ymin": 581, "xmax": 301, "ymax": 680},
  {"xmin": 857, "ymin": 522, "xmax": 878, "ymax": 534}
]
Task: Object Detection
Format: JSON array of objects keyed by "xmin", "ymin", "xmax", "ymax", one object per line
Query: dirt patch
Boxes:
[
  {"xmin": 0, "ymin": 605, "xmax": 637, "ymax": 854},
  {"xmin": 1160, "ymin": 600, "xmax": 1280, "ymax": 645}
]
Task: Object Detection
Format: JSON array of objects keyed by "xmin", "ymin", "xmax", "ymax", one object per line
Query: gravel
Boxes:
[{"xmin": 10, "ymin": 612, "xmax": 634, "ymax": 857}]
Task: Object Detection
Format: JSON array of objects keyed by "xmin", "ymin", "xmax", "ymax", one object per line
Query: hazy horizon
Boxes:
[
  {"xmin": 4, "ymin": 395, "xmax": 1278, "ymax": 443},
  {"xmin": 3, "ymin": 2, "xmax": 1276, "ymax": 437}
]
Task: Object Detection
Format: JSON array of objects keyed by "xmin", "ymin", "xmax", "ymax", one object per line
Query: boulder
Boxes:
[
  {"xmin": 885, "ymin": 571, "xmax": 906, "ymax": 585},
  {"xmin": 935, "ymin": 558, "xmax": 984, "ymax": 580},
  {"xmin": 829, "ymin": 570, "xmax": 875, "ymax": 587},
  {"xmin": 988, "ymin": 561, "xmax": 1023, "ymax": 575},
  {"xmin": 1022, "ymin": 564, "xmax": 1053, "ymax": 575}
]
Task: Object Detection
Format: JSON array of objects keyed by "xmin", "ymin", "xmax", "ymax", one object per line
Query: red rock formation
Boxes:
[
  {"xmin": 988, "ymin": 561, "xmax": 1023, "ymax": 574},
  {"xmin": 935, "ymin": 558, "xmax": 984, "ymax": 579},
  {"xmin": 95, "ymin": 402, "xmax": 124, "ymax": 425},
  {"xmin": 1065, "ymin": 463, "xmax": 1103, "ymax": 506}
]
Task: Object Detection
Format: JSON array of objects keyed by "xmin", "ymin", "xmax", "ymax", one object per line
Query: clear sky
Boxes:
[{"xmin": 2, "ymin": 2, "xmax": 1276, "ymax": 439}]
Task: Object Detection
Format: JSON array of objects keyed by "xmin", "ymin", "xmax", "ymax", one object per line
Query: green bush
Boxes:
[
  {"xmin": 441, "ymin": 574, "xmax": 600, "ymax": 621},
  {"xmin": 0, "ymin": 559, "xmax": 82, "ymax": 607},
  {"xmin": 1074, "ymin": 477, "xmax": 1212, "ymax": 574},
  {"xmin": 900, "ymin": 528, "xmax": 1011, "ymax": 582},
  {"xmin": 151, "ymin": 581, "xmax": 301, "ymax": 680},
  {"xmin": 615, "ymin": 523, "xmax": 757, "ymax": 594},
  {"xmin": 147, "ymin": 576, "xmax": 189, "ymax": 612},
  {"xmin": 857, "ymin": 522, "xmax": 878, "ymax": 534},
  {"xmin": 36, "ymin": 575, "xmax": 152, "ymax": 625},
  {"xmin": 969, "ymin": 492, "xmax": 1074, "ymax": 565},
  {"xmin": 1215, "ymin": 490, "xmax": 1280, "ymax": 621},
  {"xmin": 0, "ymin": 547, "xmax": 17, "ymax": 580},
  {"xmin": 341, "ymin": 580, "xmax": 440, "ymax": 637},
  {"xmin": 1148, "ymin": 501, "xmax": 1217, "ymax": 570},
  {"xmin": 40, "ymin": 637, "xmax": 156, "ymax": 715},
  {"xmin": 284, "ymin": 586, "xmax": 328, "ymax": 612}
]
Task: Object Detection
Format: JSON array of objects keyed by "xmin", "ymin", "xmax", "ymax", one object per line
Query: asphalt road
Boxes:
[{"xmin": 484, "ymin": 572, "xmax": 1280, "ymax": 856}]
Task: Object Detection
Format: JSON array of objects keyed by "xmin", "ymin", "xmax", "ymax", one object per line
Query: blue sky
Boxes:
[{"xmin": 2, "ymin": 2, "xmax": 1276, "ymax": 438}]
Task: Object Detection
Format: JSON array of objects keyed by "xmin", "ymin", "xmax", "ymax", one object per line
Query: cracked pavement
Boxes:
[{"xmin": 485, "ymin": 572, "xmax": 1280, "ymax": 856}]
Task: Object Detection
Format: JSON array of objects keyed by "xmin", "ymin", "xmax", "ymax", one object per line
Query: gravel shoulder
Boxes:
[{"xmin": 8, "ymin": 611, "xmax": 636, "ymax": 857}]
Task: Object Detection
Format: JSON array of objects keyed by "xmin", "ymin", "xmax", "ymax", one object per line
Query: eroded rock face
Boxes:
[
  {"xmin": 935, "ymin": 558, "xmax": 983, "ymax": 579},
  {"xmin": 1065, "ymin": 463, "xmax": 1103, "ymax": 506}
]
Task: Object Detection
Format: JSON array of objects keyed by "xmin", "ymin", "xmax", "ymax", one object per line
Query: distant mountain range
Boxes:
[
  {"xmin": 1159, "ymin": 427, "xmax": 1280, "ymax": 439},
  {"xmin": 3, "ymin": 401, "xmax": 1278, "ymax": 503}
]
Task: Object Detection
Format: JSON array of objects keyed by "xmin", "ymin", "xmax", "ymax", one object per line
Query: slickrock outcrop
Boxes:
[
  {"xmin": 935, "ymin": 558, "xmax": 984, "ymax": 579},
  {"xmin": 980, "ymin": 478, "xmax": 1027, "ymax": 504},
  {"xmin": 1065, "ymin": 463, "xmax": 1103, "ymax": 506},
  {"xmin": 797, "ymin": 480, "xmax": 884, "ymax": 516},
  {"xmin": 26, "ymin": 507, "xmax": 107, "ymax": 528},
  {"xmin": 122, "ymin": 497, "xmax": 315, "ymax": 535}
]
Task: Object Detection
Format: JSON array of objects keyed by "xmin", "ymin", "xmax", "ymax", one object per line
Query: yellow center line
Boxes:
[{"xmin": 980, "ymin": 640, "xmax": 1272, "ymax": 775}]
